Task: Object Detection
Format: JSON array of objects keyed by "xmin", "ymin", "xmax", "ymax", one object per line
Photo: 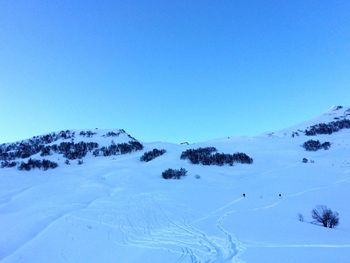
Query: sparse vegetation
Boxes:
[
  {"xmin": 298, "ymin": 213, "xmax": 304, "ymax": 222},
  {"xmin": 162, "ymin": 168, "xmax": 187, "ymax": 179},
  {"xmin": 291, "ymin": 131, "xmax": 300, "ymax": 137},
  {"xmin": 103, "ymin": 131, "xmax": 124, "ymax": 137},
  {"xmin": 93, "ymin": 141, "xmax": 143, "ymax": 157},
  {"xmin": 1, "ymin": 161, "xmax": 17, "ymax": 168},
  {"xmin": 58, "ymin": 141, "xmax": 99, "ymax": 160},
  {"xmin": 305, "ymin": 119, "xmax": 350, "ymax": 136},
  {"xmin": 18, "ymin": 159, "xmax": 58, "ymax": 171},
  {"xmin": 303, "ymin": 140, "xmax": 331, "ymax": 151},
  {"xmin": 140, "ymin": 149, "xmax": 166, "ymax": 162},
  {"xmin": 0, "ymin": 129, "xmax": 144, "ymax": 171},
  {"xmin": 311, "ymin": 205, "xmax": 339, "ymax": 228},
  {"xmin": 0, "ymin": 130, "xmax": 75, "ymax": 161},
  {"xmin": 180, "ymin": 147, "xmax": 253, "ymax": 166},
  {"xmin": 79, "ymin": 131, "xmax": 96, "ymax": 137}
]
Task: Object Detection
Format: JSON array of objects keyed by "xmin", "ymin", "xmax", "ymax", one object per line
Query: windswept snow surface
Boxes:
[{"xmin": 1, "ymin": 107, "xmax": 350, "ymax": 262}]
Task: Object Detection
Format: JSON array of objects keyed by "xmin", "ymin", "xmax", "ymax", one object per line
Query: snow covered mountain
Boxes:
[{"xmin": 1, "ymin": 106, "xmax": 350, "ymax": 263}]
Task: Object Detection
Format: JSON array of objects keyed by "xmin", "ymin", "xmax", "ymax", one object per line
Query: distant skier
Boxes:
[
  {"xmin": 279, "ymin": 193, "xmax": 282, "ymax": 198},
  {"xmin": 243, "ymin": 193, "xmax": 246, "ymax": 198}
]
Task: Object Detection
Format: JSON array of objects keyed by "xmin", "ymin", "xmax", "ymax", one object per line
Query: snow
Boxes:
[{"xmin": 1, "ymin": 108, "xmax": 350, "ymax": 262}]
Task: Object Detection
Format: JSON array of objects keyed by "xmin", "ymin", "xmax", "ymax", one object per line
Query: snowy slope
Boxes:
[{"xmin": 1, "ymin": 107, "xmax": 350, "ymax": 263}]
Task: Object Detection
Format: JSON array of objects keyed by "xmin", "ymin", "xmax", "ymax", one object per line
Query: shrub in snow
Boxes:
[
  {"xmin": 1, "ymin": 161, "xmax": 17, "ymax": 168},
  {"xmin": 93, "ymin": 149, "xmax": 100, "ymax": 157},
  {"xmin": 103, "ymin": 131, "xmax": 124, "ymax": 137},
  {"xmin": 291, "ymin": 132, "xmax": 299, "ymax": 137},
  {"xmin": 77, "ymin": 159, "xmax": 83, "ymax": 165},
  {"xmin": 302, "ymin": 140, "xmax": 331, "ymax": 151},
  {"xmin": 311, "ymin": 205, "xmax": 339, "ymax": 228},
  {"xmin": 302, "ymin": 158, "xmax": 308, "ymax": 163},
  {"xmin": 305, "ymin": 119, "xmax": 350, "ymax": 136},
  {"xmin": 298, "ymin": 213, "xmax": 304, "ymax": 222},
  {"xmin": 94, "ymin": 141, "xmax": 143, "ymax": 157},
  {"xmin": 180, "ymin": 147, "xmax": 253, "ymax": 166},
  {"xmin": 119, "ymin": 141, "xmax": 143, "ymax": 153},
  {"xmin": 0, "ymin": 129, "xmax": 143, "ymax": 169},
  {"xmin": 40, "ymin": 146, "xmax": 52, "ymax": 156},
  {"xmin": 58, "ymin": 141, "xmax": 99, "ymax": 160},
  {"xmin": 140, "ymin": 149, "xmax": 166, "ymax": 162},
  {"xmin": 162, "ymin": 168, "xmax": 187, "ymax": 179},
  {"xmin": 18, "ymin": 159, "xmax": 58, "ymax": 171},
  {"xmin": 0, "ymin": 130, "xmax": 75, "ymax": 162},
  {"xmin": 79, "ymin": 130, "xmax": 96, "ymax": 137}
]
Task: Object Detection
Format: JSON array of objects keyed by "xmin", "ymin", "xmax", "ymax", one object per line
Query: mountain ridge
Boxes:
[{"xmin": 1, "ymin": 105, "xmax": 350, "ymax": 171}]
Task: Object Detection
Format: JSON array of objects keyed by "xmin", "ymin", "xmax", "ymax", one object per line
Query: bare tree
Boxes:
[{"xmin": 311, "ymin": 206, "xmax": 339, "ymax": 228}]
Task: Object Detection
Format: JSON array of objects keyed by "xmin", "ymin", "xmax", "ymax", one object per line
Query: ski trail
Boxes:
[
  {"xmin": 68, "ymin": 194, "xmax": 246, "ymax": 263},
  {"xmin": 215, "ymin": 201, "xmax": 246, "ymax": 263},
  {"xmin": 193, "ymin": 197, "xmax": 244, "ymax": 224}
]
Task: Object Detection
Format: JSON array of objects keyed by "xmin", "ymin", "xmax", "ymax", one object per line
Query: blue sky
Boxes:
[{"xmin": 0, "ymin": 0, "xmax": 349, "ymax": 143}]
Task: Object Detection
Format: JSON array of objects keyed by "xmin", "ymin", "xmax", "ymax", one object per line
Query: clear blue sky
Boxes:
[{"xmin": 0, "ymin": 1, "xmax": 349, "ymax": 143}]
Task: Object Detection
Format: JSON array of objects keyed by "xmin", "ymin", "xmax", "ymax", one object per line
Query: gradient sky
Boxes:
[{"xmin": 0, "ymin": 0, "xmax": 350, "ymax": 143}]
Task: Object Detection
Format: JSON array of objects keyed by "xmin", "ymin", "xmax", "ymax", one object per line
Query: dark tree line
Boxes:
[
  {"xmin": 180, "ymin": 147, "xmax": 217, "ymax": 164},
  {"xmin": 25, "ymin": 141, "xmax": 99, "ymax": 160},
  {"xmin": 305, "ymin": 119, "xmax": 350, "ymax": 136},
  {"xmin": 1, "ymin": 161, "xmax": 17, "ymax": 168},
  {"xmin": 0, "ymin": 128, "xmax": 144, "ymax": 171},
  {"xmin": 180, "ymin": 147, "xmax": 253, "ymax": 166},
  {"xmin": 58, "ymin": 142, "xmax": 99, "ymax": 159},
  {"xmin": 79, "ymin": 131, "xmax": 96, "ymax": 137},
  {"xmin": 18, "ymin": 159, "xmax": 58, "ymax": 171},
  {"xmin": 0, "ymin": 129, "xmax": 135, "ymax": 162},
  {"xmin": 1, "ymin": 141, "xmax": 44, "ymax": 161},
  {"xmin": 162, "ymin": 168, "xmax": 187, "ymax": 179},
  {"xmin": 40, "ymin": 146, "xmax": 52, "ymax": 156},
  {"xmin": 1, "ymin": 140, "xmax": 143, "ymax": 171},
  {"xmin": 93, "ymin": 141, "xmax": 143, "ymax": 157},
  {"xmin": 103, "ymin": 131, "xmax": 124, "ymax": 137},
  {"xmin": 303, "ymin": 140, "xmax": 331, "ymax": 151},
  {"xmin": 140, "ymin": 149, "xmax": 166, "ymax": 162},
  {"xmin": 0, "ymin": 130, "xmax": 75, "ymax": 161}
]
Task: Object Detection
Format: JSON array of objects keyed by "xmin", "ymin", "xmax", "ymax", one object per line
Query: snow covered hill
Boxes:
[{"xmin": 1, "ymin": 106, "xmax": 350, "ymax": 263}]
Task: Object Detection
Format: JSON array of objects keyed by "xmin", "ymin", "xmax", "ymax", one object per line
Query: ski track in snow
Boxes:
[
  {"xmin": 65, "ymin": 193, "xmax": 246, "ymax": 263},
  {"xmin": 2, "ymin": 169, "xmax": 350, "ymax": 263},
  {"xmin": 2, "ymin": 171, "xmax": 349, "ymax": 263},
  {"xmin": 2, "ymin": 155, "xmax": 350, "ymax": 261},
  {"xmin": 115, "ymin": 196, "xmax": 243, "ymax": 262},
  {"xmin": 2, "ymin": 111, "xmax": 350, "ymax": 262}
]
